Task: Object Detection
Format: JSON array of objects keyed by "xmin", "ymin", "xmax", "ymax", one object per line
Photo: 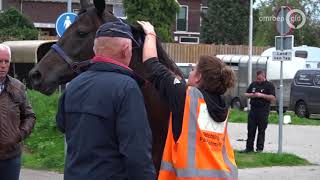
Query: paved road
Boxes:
[
  {"xmin": 21, "ymin": 123, "xmax": 320, "ymax": 180},
  {"xmin": 228, "ymin": 123, "xmax": 320, "ymax": 165}
]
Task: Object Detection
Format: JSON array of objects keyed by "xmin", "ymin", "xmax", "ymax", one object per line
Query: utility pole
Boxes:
[
  {"xmin": 67, "ymin": 0, "xmax": 72, "ymax": 12},
  {"xmin": 247, "ymin": 0, "xmax": 253, "ymax": 110}
]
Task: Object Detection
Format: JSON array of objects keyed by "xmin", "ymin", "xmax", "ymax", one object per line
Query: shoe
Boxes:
[
  {"xmin": 239, "ymin": 149, "xmax": 254, "ymax": 153},
  {"xmin": 256, "ymin": 149, "xmax": 263, "ymax": 153}
]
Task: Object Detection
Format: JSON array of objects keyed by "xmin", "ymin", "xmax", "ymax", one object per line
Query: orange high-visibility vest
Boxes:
[{"xmin": 158, "ymin": 87, "xmax": 238, "ymax": 180}]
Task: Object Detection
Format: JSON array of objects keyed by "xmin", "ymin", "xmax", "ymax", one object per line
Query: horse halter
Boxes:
[{"xmin": 51, "ymin": 44, "xmax": 91, "ymax": 74}]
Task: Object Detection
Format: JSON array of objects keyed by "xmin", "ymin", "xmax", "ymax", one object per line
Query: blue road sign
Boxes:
[{"xmin": 55, "ymin": 12, "xmax": 77, "ymax": 37}]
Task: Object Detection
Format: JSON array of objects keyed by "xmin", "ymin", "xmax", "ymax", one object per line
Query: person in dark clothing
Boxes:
[
  {"xmin": 242, "ymin": 70, "xmax": 276, "ymax": 153},
  {"xmin": 56, "ymin": 21, "xmax": 156, "ymax": 180},
  {"xmin": 138, "ymin": 21, "xmax": 238, "ymax": 179}
]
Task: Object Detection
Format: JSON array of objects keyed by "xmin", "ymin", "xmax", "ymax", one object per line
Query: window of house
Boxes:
[
  {"xmin": 179, "ymin": 36, "xmax": 199, "ymax": 44},
  {"xmin": 200, "ymin": 6, "xmax": 208, "ymax": 27},
  {"xmin": 113, "ymin": 4, "xmax": 126, "ymax": 18},
  {"xmin": 177, "ymin": 5, "xmax": 188, "ymax": 31},
  {"xmin": 105, "ymin": 3, "xmax": 126, "ymax": 18}
]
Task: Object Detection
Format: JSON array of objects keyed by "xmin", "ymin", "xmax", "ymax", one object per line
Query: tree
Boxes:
[
  {"xmin": 0, "ymin": 8, "xmax": 38, "ymax": 42},
  {"xmin": 201, "ymin": 0, "xmax": 257, "ymax": 45},
  {"xmin": 123, "ymin": 0, "xmax": 179, "ymax": 42}
]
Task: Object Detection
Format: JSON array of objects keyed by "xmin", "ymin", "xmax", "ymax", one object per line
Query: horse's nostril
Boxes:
[{"xmin": 29, "ymin": 70, "xmax": 42, "ymax": 87}]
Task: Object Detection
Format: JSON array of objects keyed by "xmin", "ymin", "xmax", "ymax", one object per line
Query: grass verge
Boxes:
[
  {"xmin": 22, "ymin": 90, "xmax": 64, "ymax": 172},
  {"xmin": 235, "ymin": 151, "xmax": 311, "ymax": 168},
  {"xmin": 229, "ymin": 109, "xmax": 320, "ymax": 125}
]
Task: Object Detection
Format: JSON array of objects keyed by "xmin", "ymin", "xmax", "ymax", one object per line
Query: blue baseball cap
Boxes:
[{"xmin": 95, "ymin": 20, "xmax": 140, "ymax": 47}]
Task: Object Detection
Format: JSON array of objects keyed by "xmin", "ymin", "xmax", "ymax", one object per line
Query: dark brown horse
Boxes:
[{"xmin": 29, "ymin": 0, "xmax": 183, "ymax": 174}]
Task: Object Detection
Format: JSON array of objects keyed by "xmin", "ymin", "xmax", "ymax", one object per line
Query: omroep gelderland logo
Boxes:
[{"xmin": 259, "ymin": 5, "xmax": 306, "ymax": 34}]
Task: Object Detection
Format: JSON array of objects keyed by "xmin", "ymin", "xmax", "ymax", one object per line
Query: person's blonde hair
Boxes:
[
  {"xmin": 0, "ymin": 44, "xmax": 11, "ymax": 62},
  {"xmin": 197, "ymin": 55, "xmax": 235, "ymax": 95}
]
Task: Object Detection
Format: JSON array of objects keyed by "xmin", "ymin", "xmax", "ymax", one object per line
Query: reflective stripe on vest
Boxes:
[{"xmin": 159, "ymin": 87, "xmax": 238, "ymax": 179}]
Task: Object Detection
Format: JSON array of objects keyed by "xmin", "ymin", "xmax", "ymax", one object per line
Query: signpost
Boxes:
[
  {"xmin": 273, "ymin": 6, "xmax": 294, "ymax": 154},
  {"xmin": 275, "ymin": 35, "xmax": 294, "ymax": 50},
  {"xmin": 55, "ymin": 12, "xmax": 77, "ymax": 37},
  {"xmin": 272, "ymin": 51, "xmax": 292, "ymax": 61}
]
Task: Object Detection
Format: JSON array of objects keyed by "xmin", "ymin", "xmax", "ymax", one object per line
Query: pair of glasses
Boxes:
[{"xmin": 0, "ymin": 59, "xmax": 10, "ymax": 65}]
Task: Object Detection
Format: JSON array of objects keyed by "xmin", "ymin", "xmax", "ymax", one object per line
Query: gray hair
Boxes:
[{"xmin": 0, "ymin": 44, "xmax": 11, "ymax": 62}]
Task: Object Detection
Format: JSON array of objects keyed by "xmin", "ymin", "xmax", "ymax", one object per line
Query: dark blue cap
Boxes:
[{"xmin": 95, "ymin": 20, "xmax": 140, "ymax": 47}]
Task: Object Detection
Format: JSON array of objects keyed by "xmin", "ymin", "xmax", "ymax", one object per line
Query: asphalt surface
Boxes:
[{"xmin": 20, "ymin": 123, "xmax": 320, "ymax": 180}]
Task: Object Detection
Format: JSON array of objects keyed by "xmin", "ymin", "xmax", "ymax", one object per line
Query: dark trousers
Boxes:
[
  {"xmin": 0, "ymin": 155, "xmax": 21, "ymax": 180},
  {"xmin": 246, "ymin": 108, "xmax": 269, "ymax": 151}
]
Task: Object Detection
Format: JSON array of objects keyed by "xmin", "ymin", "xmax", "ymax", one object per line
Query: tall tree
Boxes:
[
  {"xmin": 201, "ymin": 0, "xmax": 255, "ymax": 45},
  {"xmin": 123, "ymin": 0, "xmax": 179, "ymax": 42},
  {"xmin": 0, "ymin": 8, "xmax": 38, "ymax": 42}
]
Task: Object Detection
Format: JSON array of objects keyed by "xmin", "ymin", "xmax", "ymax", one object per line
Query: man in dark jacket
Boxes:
[
  {"xmin": 56, "ymin": 21, "xmax": 156, "ymax": 180},
  {"xmin": 0, "ymin": 44, "xmax": 36, "ymax": 180}
]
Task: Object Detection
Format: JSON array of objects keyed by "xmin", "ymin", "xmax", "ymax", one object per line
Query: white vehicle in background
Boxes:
[
  {"xmin": 261, "ymin": 45, "xmax": 320, "ymax": 68},
  {"xmin": 176, "ymin": 63, "xmax": 195, "ymax": 82},
  {"xmin": 216, "ymin": 54, "xmax": 308, "ymax": 110}
]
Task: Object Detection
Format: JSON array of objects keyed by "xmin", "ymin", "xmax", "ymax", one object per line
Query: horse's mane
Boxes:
[{"xmin": 128, "ymin": 23, "xmax": 183, "ymax": 80}]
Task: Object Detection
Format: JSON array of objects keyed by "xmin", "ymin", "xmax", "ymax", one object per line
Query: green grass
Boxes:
[
  {"xmin": 229, "ymin": 109, "xmax": 320, "ymax": 125},
  {"xmin": 235, "ymin": 151, "xmax": 311, "ymax": 168},
  {"xmin": 22, "ymin": 90, "xmax": 64, "ymax": 172}
]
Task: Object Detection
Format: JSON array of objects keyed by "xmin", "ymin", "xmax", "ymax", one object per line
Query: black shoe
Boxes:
[
  {"xmin": 256, "ymin": 149, "xmax": 263, "ymax": 153},
  {"xmin": 239, "ymin": 149, "xmax": 254, "ymax": 153}
]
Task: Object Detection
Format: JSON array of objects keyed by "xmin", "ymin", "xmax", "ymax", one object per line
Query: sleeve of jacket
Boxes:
[
  {"xmin": 19, "ymin": 86, "xmax": 36, "ymax": 140},
  {"xmin": 116, "ymin": 81, "xmax": 156, "ymax": 180},
  {"xmin": 143, "ymin": 58, "xmax": 186, "ymax": 112},
  {"xmin": 56, "ymin": 92, "xmax": 66, "ymax": 133}
]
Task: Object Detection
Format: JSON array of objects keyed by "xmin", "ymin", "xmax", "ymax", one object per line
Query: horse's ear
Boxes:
[
  {"xmin": 94, "ymin": 0, "xmax": 106, "ymax": 16},
  {"xmin": 80, "ymin": 0, "xmax": 91, "ymax": 9}
]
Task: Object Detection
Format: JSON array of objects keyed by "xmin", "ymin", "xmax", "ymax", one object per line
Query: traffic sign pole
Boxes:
[{"xmin": 278, "ymin": 6, "xmax": 285, "ymax": 154}]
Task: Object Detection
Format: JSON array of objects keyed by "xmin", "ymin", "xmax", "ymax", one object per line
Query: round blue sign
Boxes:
[{"xmin": 55, "ymin": 12, "xmax": 77, "ymax": 37}]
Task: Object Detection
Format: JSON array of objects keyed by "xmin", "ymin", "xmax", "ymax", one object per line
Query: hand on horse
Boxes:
[{"xmin": 137, "ymin": 21, "xmax": 156, "ymax": 37}]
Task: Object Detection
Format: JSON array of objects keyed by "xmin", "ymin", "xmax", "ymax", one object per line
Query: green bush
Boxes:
[{"xmin": 0, "ymin": 8, "xmax": 38, "ymax": 41}]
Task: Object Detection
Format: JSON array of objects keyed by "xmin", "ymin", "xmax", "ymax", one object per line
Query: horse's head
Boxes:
[{"xmin": 29, "ymin": 0, "xmax": 116, "ymax": 95}]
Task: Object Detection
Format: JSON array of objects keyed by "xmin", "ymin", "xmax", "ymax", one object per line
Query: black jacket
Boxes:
[
  {"xmin": 56, "ymin": 62, "xmax": 156, "ymax": 180},
  {"xmin": 144, "ymin": 58, "xmax": 228, "ymax": 142}
]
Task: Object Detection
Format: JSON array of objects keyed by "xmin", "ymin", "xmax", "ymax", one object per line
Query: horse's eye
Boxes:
[{"xmin": 77, "ymin": 30, "xmax": 89, "ymax": 37}]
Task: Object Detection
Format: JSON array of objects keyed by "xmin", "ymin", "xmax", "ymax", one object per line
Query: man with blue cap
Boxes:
[{"xmin": 56, "ymin": 20, "xmax": 156, "ymax": 180}]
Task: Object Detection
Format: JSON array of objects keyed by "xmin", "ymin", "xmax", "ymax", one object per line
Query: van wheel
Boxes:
[
  {"xmin": 295, "ymin": 101, "xmax": 309, "ymax": 118},
  {"xmin": 231, "ymin": 98, "xmax": 242, "ymax": 110}
]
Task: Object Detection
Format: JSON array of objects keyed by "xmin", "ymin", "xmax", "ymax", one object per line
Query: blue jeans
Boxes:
[{"xmin": 0, "ymin": 155, "xmax": 21, "ymax": 180}]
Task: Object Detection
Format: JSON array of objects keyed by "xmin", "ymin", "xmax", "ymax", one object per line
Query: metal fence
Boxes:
[{"xmin": 162, "ymin": 43, "xmax": 270, "ymax": 63}]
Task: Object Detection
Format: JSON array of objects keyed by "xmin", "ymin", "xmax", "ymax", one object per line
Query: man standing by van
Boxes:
[{"xmin": 242, "ymin": 70, "xmax": 276, "ymax": 153}]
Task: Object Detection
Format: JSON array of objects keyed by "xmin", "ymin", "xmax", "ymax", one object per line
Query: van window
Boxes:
[
  {"xmin": 295, "ymin": 73, "xmax": 313, "ymax": 86},
  {"xmin": 314, "ymin": 75, "xmax": 320, "ymax": 87}
]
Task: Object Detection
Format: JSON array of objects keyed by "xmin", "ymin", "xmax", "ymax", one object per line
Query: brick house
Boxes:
[
  {"xmin": 0, "ymin": 0, "xmax": 126, "ymax": 36},
  {"xmin": 0, "ymin": 0, "xmax": 207, "ymax": 43},
  {"xmin": 174, "ymin": 0, "xmax": 208, "ymax": 44}
]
